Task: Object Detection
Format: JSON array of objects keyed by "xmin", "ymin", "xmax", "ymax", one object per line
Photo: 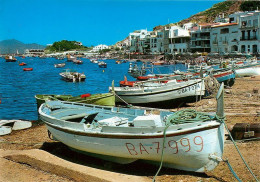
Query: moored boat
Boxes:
[
  {"xmin": 35, "ymin": 92, "xmax": 115, "ymax": 109},
  {"xmin": 67, "ymin": 55, "xmax": 76, "ymax": 62},
  {"xmin": 54, "ymin": 63, "xmax": 66, "ymax": 68},
  {"xmin": 98, "ymin": 61, "xmax": 107, "ymax": 68},
  {"xmin": 19, "ymin": 62, "xmax": 27, "ymax": 66},
  {"xmin": 38, "ymin": 83, "xmax": 225, "ymax": 173},
  {"xmin": 5, "ymin": 55, "xmax": 17, "ymax": 62},
  {"xmin": 73, "ymin": 59, "xmax": 83, "ymax": 64},
  {"xmin": 59, "ymin": 69, "xmax": 86, "ymax": 82},
  {"xmin": 23, "ymin": 68, "xmax": 33, "ymax": 71},
  {"xmin": 90, "ymin": 58, "xmax": 98, "ymax": 63}
]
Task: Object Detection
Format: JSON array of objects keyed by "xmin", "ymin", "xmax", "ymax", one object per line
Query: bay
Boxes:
[{"xmin": 0, "ymin": 57, "xmax": 186, "ymax": 120}]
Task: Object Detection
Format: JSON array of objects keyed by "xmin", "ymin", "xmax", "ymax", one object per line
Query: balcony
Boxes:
[
  {"xmin": 240, "ymin": 25, "xmax": 258, "ymax": 29},
  {"xmin": 240, "ymin": 36, "xmax": 257, "ymax": 41},
  {"xmin": 222, "ymin": 41, "xmax": 228, "ymax": 44}
]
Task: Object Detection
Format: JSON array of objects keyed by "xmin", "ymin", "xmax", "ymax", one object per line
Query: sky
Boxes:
[{"xmin": 0, "ymin": 0, "xmax": 224, "ymax": 46}]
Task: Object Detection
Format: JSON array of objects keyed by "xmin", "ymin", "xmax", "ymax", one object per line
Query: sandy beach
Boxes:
[{"xmin": 0, "ymin": 76, "xmax": 259, "ymax": 182}]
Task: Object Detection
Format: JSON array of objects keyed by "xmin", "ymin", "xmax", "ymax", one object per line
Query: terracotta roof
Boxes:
[
  {"xmin": 198, "ymin": 23, "xmax": 217, "ymax": 27},
  {"xmin": 212, "ymin": 23, "xmax": 238, "ymax": 28}
]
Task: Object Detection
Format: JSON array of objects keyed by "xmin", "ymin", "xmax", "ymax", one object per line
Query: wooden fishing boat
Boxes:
[
  {"xmin": 90, "ymin": 59, "xmax": 98, "ymax": 63},
  {"xmin": 35, "ymin": 92, "xmax": 115, "ymax": 109},
  {"xmin": 59, "ymin": 69, "xmax": 86, "ymax": 82},
  {"xmin": 0, "ymin": 120, "xmax": 32, "ymax": 130},
  {"xmin": 19, "ymin": 62, "xmax": 27, "ymax": 66},
  {"xmin": 54, "ymin": 63, "xmax": 66, "ymax": 68},
  {"xmin": 228, "ymin": 59, "xmax": 260, "ymax": 77},
  {"xmin": 5, "ymin": 55, "xmax": 17, "ymax": 62},
  {"xmin": 233, "ymin": 64, "xmax": 260, "ymax": 77},
  {"xmin": 111, "ymin": 77, "xmax": 205, "ymax": 108},
  {"xmin": 23, "ymin": 68, "xmax": 33, "ymax": 71},
  {"xmin": 38, "ymin": 84, "xmax": 225, "ymax": 173},
  {"xmin": 207, "ymin": 68, "xmax": 236, "ymax": 86},
  {"xmin": 98, "ymin": 61, "xmax": 107, "ymax": 68},
  {"xmin": 128, "ymin": 62, "xmax": 146, "ymax": 78},
  {"xmin": 0, "ymin": 126, "xmax": 12, "ymax": 136},
  {"xmin": 67, "ymin": 55, "xmax": 76, "ymax": 62},
  {"xmin": 73, "ymin": 59, "xmax": 83, "ymax": 64}
]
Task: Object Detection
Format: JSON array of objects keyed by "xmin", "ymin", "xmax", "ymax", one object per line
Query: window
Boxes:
[
  {"xmin": 242, "ymin": 21, "xmax": 247, "ymax": 26},
  {"xmin": 220, "ymin": 28, "xmax": 229, "ymax": 34}
]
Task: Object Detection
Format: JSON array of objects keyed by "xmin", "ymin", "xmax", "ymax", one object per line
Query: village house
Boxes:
[
  {"xmin": 93, "ymin": 44, "xmax": 109, "ymax": 52},
  {"xmin": 127, "ymin": 10, "xmax": 260, "ymax": 55}
]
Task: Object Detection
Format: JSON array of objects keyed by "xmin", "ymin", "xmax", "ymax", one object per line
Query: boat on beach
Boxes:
[
  {"xmin": 38, "ymin": 83, "xmax": 225, "ymax": 173},
  {"xmin": 0, "ymin": 120, "xmax": 32, "ymax": 136},
  {"xmin": 111, "ymin": 77, "xmax": 206, "ymax": 108},
  {"xmin": 59, "ymin": 69, "xmax": 86, "ymax": 82},
  {"xmin": 35, "ymin": 92, "xmax": 115, "ymax": 109},
  {"xmin": 234, "ymin": 65, "xmax": 260, "ymax": 77}
]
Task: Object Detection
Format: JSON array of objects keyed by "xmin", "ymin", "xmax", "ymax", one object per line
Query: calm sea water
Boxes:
[{"xmin": 0, "ymin": 57, "xmax": 186, "ymax": 120}]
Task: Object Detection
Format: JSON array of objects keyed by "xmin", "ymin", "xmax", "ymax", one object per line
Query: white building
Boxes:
[
  {"xmin": 74, "ymin": 41, "xmax": 83, "ymax": 46},
  {"xmin": 93, "ymin": 44, "xmax": 109, "ymax": 52},
  {"xmin": 238, "ymin": 11, "xmax": 260, "ymax": 54},
  {"xmin": 191, "ymin": 23, "xmax": 214, "ymax": 53},
  {"xmin": 168, "ymin": 26, "xmax": 190, "ymax": 54},
  {"xmin": 24, "ymin": 49, "xmax": 45, "ymax": 56},
  {"xmin": 210, "ymin": 23, "xmax": 239, "ymax": 53},
  {"xmin": 129, "ymin": 29, "xmax": 150, "ymax": 53},
  {"xmin": 210, "ymin": 10, "xmax": 260, "ymax": 54}
]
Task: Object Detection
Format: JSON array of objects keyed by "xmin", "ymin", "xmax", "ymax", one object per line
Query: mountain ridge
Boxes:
[{"xmin": 0, "ymin": 39, "xmax": 45, "ymax": 54}]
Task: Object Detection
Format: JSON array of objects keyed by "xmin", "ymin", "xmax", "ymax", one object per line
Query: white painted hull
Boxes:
[
  {"xmin": 0, "ymin": 120, "xmax": 32, "ymax": 130},
  {"xmin": 0, "ymin": 126, "xmax": 12, "ymax": 136},
  {"xmin": 235, "ymin": 66, "xmax": 260, "ymax": 77},
  {"xmin": 113, "ymin": 79, "xmax": 205, "ymax": 105},
  {"xmin": 44, "ymin": 121, "xmax": 224, "ymax": 172}
]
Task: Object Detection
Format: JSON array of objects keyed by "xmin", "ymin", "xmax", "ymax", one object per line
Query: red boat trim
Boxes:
[{"xmin": 213, "ymin": 71, "xmax": 233, "ymax": 78}]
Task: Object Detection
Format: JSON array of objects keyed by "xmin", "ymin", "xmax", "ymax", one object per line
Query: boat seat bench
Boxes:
[{"xmin": 60, "ymin": 111, "xmax": 99, "ymax": 121}]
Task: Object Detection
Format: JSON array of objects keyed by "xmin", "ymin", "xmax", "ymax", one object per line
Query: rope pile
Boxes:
[{"xmin": 204, "ymin": 75, "xmax": 220, "ymax": 96}]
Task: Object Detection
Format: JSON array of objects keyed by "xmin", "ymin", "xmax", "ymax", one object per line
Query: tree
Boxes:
[
  {"xmin": 240, "ymin": 1, "xmax": 260, "ymax": 11},
  {"xmin": 45, "ymin": 40, "xmax": 84, "ymax": 52}
]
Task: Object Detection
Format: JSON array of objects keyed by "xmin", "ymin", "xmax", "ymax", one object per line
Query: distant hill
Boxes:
[
  {"xmin": 0, "ymin": 39, "xmax": 45, "ymax": 54},
  {"xmin": 153, "ymin": 0, "xmax": 259, "ymax": 30}
]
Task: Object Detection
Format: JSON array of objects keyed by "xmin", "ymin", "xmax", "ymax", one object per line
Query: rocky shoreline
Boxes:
[{"xmin": 0, "ymin": 76, "xmax": 259, "ymax": 182}]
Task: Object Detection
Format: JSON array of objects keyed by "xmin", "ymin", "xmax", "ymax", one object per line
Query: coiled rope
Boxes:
[
  {"xmin": 152, "ymin": 109, "xmax": 214, "ymax": 182},
  {"xmin": 153, "ymin": 111, "xmax": 259, "ymax": 182}
]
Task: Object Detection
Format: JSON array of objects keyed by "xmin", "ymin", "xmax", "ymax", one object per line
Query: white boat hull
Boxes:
[
  {"xmin": 44, "ymin": 121, "xmax": 224, "ymax": 172},
  {"xmin": 0, "ymin": 126, "xmax": 12, "ymax": 136},
  {"xmin": 113, "ymin": 79, "xmax": 205, "ymax": 106},
  {"xmin": 235, "ymin": 66, "xmax": 260, "ymax": 77},
  {"xmin": 0, "ymin": 120, "xmax": 32, "ymax": 130}
]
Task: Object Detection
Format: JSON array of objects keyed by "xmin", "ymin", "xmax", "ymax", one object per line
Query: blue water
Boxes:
[{"xmin": 0, "ymin": 57, "xmax": 186, "ymax": 120}]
